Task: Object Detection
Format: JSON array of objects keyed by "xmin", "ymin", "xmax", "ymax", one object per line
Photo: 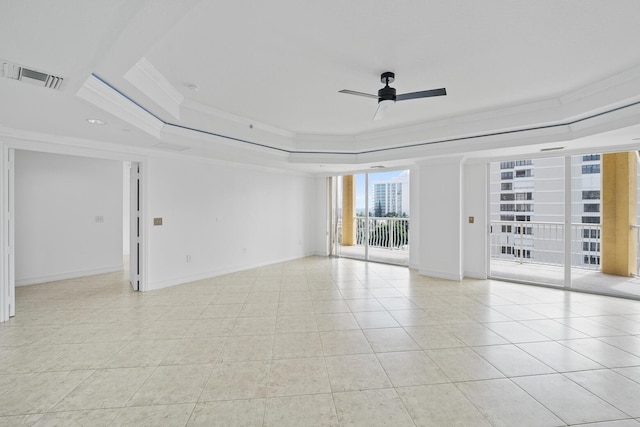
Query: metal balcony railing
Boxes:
[
  {"xmin": 490, "ymin": 221, "xmax": 603, "ymax": 271},
  {"xmin": 354, "ymin": 217, "xmax": 409, "ymax": 251}
]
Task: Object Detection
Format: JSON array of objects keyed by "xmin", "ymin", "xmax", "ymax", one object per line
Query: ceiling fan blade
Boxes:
[
  {"xmin": 339, "ymin": 89, "xmax": 378, "ymax": 99},
  {"xmin": 396, "ymin": 88, "xmax": 447, "ymax": 101},
  {"xmin": 373, "ymin": 100, "xmax": 394, "ymax": 121}
]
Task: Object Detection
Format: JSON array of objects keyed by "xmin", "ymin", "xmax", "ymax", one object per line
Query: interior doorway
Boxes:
[{"xmin": 1, "ymin": 148, "xmax": 145, "ymax": 322}]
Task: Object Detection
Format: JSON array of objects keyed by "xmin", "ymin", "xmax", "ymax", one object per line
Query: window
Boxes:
[
  {"xmin": 500, "ymin": 161, "xmax": 515, "ymax": 169},
  {"xmin": 500, "ymin": 194, "xmax": 515, "ymax": 201},
  {"xmin": 582, "ymin": 190, "xmax": 600, "ymax": 200},
  {"xmin": 582, "ymin": 242, "xmax": 600, "ymax": 251},
  {"xmin": 515, "ymin": 192, "xmax": 533, "ymax": 201},
  {"xmin": 501, "ymin": 183, "xmax": 512, "ymax": 190},
  {"xmin": 500, "ymin": 204, "xmax": 515, "ymax": 211},
  {"xmin": 582, "ymin": 216, "xmax": 600, "ymax": 224},
  {"xmin": 501, "ymin": 225, "xmax": 512, "ymax": 232},
  {"xmin": 514, "ymin": 249, "xmax": 531, "ymax": 258},
  {"xmin": 515, "ymin": 215, "xmax": 531, "ymax": 221},
  {"xmin": 584, "ymin": 204, "xmax": 600, "ymax": 213},
  {"xmin": 583, "ymin": 255, "xmax": 601, "ymax": 265},
  {"xmin": 515, "ymin": 160, "xmax": 533, "ymax": 166},
  {"xmin": 582, "ymin": 164, "xmax": 600, "ymax": 174},
  {"xmin": 501, "ymin": 246, "xmax": 513, "ymax": 255},
  {"xmin": 514, "ymin": 226, "xmax": 532, "ymax": 235},
  {"xmin": 500, "ymin": 215, "xmax": 514, "ymax": 221},
  {"xmin": 515, "ymin": 169, "xmax": 533, "ymax": 178},
  {"xmin": 515, "ymin": 204, "xmax": 533, "ymax": 212},
  {"xmin": 501, "ymin": 172, "xmax": 513, "ymax": 180},
  {"xmin": 582, "ymin": 229, "xmax": 600, "ymax": 238},
  {"xmin": 582, "ymin": 154, "xmax": 600, "ymax": 161}
]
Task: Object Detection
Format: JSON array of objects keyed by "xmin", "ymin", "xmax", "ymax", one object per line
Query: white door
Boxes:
[{"xmin": 129, "ymin": 162, "xmax": 142, "ymax": 291}]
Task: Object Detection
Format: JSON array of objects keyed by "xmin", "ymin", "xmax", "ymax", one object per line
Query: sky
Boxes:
[{"xmin": 354, "ymin": 169, "xmax": 406, "ymax": 212}]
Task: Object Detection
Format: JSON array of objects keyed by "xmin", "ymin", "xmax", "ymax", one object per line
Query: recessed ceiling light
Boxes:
[
  {"xmin": 186, "ymin": 83, "xmax": 200, "ymax": 92},
  {"xmin": 86, "ymin": 118, "xmax": 107, "ymax": 125}
]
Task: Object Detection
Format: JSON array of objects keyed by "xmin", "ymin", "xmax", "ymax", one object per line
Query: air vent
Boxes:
[{"xmin": 1, "ymin": 59, "xmax": 64, "ymax": 90}]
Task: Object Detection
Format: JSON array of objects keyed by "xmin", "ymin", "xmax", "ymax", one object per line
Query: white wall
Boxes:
[
  {"xmin": 463, "ymin": 163, "xmax": 488, "ymax": 279},
  {"xmin": 145, "ymin": 156, "xmax": 317, "ymax": 290},
  {"xmin": 15, "ymin": 150, "xmax": 124, "ymax": 285},
  {"xmin": 417, "ymin": 158, "xmax": 464, "ymax": 281},
  {"xmin": 123, "ymin": 162, "xmax": 130, "ymax": 255}
]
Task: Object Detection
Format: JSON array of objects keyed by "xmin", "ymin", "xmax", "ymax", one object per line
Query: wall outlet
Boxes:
[
  {"xmin": 186, "ymin": 255, "xmax": 191, "ymax": 263},
  {"xmin": 95, "ymin": 216, "xmax": 104, "ymax": 223},
  {"xmin": 153, "ymin": 217, "xmax": 163, "ymax": 226}
]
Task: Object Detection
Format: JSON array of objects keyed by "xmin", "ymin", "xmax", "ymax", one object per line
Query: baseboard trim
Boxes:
[
  {"xmin": 16, "ymin": 265, "xmax": 124, "ymax": 286},
  {"xmin": 418, "ymin": 269, "xmax": 463, "ymax": 281}
]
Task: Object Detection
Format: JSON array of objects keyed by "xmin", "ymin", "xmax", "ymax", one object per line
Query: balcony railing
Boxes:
[
  {"xmin": 354, "ymin": 216, "xmax": 409, "ymax": 250},
  {"xmin": 490, "ymin": 221, "xmax": 603, "ymax": 271}
]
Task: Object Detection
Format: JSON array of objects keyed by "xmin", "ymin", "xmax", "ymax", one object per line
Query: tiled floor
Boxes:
[{"xmin": 1, "ymin": 257, "xmax": 640, "ymax": 426}]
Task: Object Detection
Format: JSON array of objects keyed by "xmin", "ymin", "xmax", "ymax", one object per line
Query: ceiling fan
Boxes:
[{"xmin": 339, "ymin": 72, "xmax": 446, "ymax": 120}]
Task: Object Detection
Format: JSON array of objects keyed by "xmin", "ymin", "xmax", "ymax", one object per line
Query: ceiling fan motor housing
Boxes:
[{"xmin": 378, "ymin": 83, "xmax": 396, "ymax": 103}]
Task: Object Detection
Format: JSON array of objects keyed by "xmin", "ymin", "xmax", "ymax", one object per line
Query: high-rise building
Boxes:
[
  {"xmin": 370, "ymin": 171, "xmax": 410, "ymax": 216},
  {"xmin": 490, "ymin": 155, "xmax": 606, "ymax": 268}
]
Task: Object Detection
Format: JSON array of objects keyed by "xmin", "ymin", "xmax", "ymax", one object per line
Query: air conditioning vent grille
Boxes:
[{"xmin": 1, "ymin": 59, "xmax": 64, "ymax": 90}]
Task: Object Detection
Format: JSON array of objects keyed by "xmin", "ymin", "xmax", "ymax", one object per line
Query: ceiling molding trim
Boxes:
[
  {"xmin": 124, "ymin": 57, "xmax": 183, "ymax": 119},
  {"xmin": 182, "ymin": 98, "xmax": 295, "ymax": 138},
  {"xmin": 83, "ymin": 73, "xmax": 640, "ymax": 162},
  {"xmin": 77, "ymin": 74, "xmax": 164, "ymax": 139}
]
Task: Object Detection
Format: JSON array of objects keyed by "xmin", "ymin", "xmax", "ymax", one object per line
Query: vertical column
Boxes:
[
  {"xmin": 601, "ymin": 152, "xmax": 637, "ymax": 276},
  {"xmin": 342, "ymin": 175, "xmax": 355, "ymax": 246}
]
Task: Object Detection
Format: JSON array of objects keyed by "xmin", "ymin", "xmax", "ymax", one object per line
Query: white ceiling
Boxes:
[{"xmin": 1, "ymin": 0, "xmax": 640, "ymax": 173}]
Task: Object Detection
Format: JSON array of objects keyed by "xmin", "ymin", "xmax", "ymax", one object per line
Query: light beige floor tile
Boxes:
[
  {"xmin": 352, "ymin": 311, "xmax": 400, "ymax": 329},
  {"xmin": 188, "ymin": 399, "xmax": 265, "ymax": 427},
  {"xmin": 268, "ymin": 357, "xmax": 331, "ymax": 396},
  {"xmin": 426, "ymin": 347, "xmax": 504, "ymax": 382},
  {"xmin": 404, "ymin": 325, "xmax": 465, "ymax": 349},
  {"xmin": 102, "ymin": 339, "xmax": 179, "ymax": 368},
  {"xmin": 376, "ymin": 297, "xmax": 419, "ymax": 311},
  {"xmin": 397, "ymin": 384, "xmax": 491, "ymax": 426},
  {"xmin": 599, "ymin": 335, "xmax": 640, "ymax": 357},
  {"xmin": 32, "ymin": 408, "xmax": 119, "ymax": 427},
  {"xmin": 110, "ymin": 403, "xmax": 194, "ymax": 426},
  {"xmin": 565, "ymin": 369, "xmax": 640, "ymax": 418},
  {"xmin": 333, "ymin": 388, "xmax": 414, "ymax": 427},
  {"xmin": 0, "ymin": 414, "xmax": 43, "ymax": 426},
  {"xmin": 456, "ymin": 378, "xmax": 563, "ymax": 427},
  {"xmin": 587, "ymin": 315, "xmax": 640, "ymax": 334},
  {"xmin": 325, "ymin": 354, "xmax": 392, "ymax": 392},
  {"xmin": 278, "ymin": 301, "xmax": 314, "ymax": 316},
  {"xmin": 472, "ymin": 344, "xmax": 556, "ymax": 377},
  {"xmin": 513, "ymin": 373, "xmax": 627, "ymax": 425},
  {"xmin": 312, "ymin": 300, "xmax": 351, "ymax": 314},
  {"xmin": 161, "ymin": 337, "xmax": 226, "ymax": 365},
  {"xmin": 218, "ymin": 335, "xmax": 273, "ymax": 362},
  {"xmin": 264, "ymin": 394, "xmax": 338, "ymax": 427},
  {"xmin": 231, "ymin": 316, "xmax": 276, "ymax": 335},
  {"xmin": 44, "ymin": 341, "xmax": 128, "ymax": 371},
  {"xmin": 614, "ymin": 366, "xmax": 640, "ymax": 383},
  {"xmin": 364, "ymin": 327, "xmax": 420, "ymax": 352},
  {"xmin": 559, "ymin": 338, "xmax": 640, "ymax": 368},
  {"xmin": 272, "ymin": 332, "xmax": 323, "ymax": 359},
  {"xmin": 53, "ymin": 367, "xmax": 154, "ymax": 411},
  {"xmin": 484, "ymin": 321, "xmax": 550, "ymax": 343},
  {"xmin": 517, "ymin": 341, "xmax": 605, "ymax": 372},
  {"xmin": 199, "ymin": 303, "xmax": 243, "ymax": 318},
  {"xmin": 315, "ymin": 313, "xmax": 359, "ymax": 331},
  {"xmin": 444, "ymin": 324, "xmax": 509, "ymax": 346},
  {"xmin": 345, "ymin": 299, "xmax": 386, "ymax": 312},
  {"xmin": 320, "ymin": 330, "xmax": 373, "ymax": 355},
  {"xmin": 555, "ymin": 317, "xmax": 627, "ymax": 337},
  {"xmin": 0, "ymin": 370, "xmax": 93, "ymax": 416},
  {"xmin": 184, "ymin": 318, "xmax": 235, "ymax": 338},
  {"xmin": 239, "ymin": 303, "xmax": 279, "ymax": 317},
  {"xmin": 377, "ymin": 351, "xmax": 449, "ymax": 387},
  {"xmin": 519, "ymin": 318, "xmax": 589, "ymax": 340},
  {"xmin": 128, "ymin": 364, "xmax": 212, "ymax": 405},
  {"xmin": 0, "ymin": 344, "xmax": 71, "ymax": 374},
  {"xmin": 200, "ymin": 361, "xmax": 270, "ymax": 401},
  {"xmin": 275, "ymin": 314, "xmax": 317, "ymax": 333}
]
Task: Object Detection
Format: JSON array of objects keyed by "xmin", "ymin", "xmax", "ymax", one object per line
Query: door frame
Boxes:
[{"xmin": 0, "ymin": 142, "xmax": 147, "ymax": 322}]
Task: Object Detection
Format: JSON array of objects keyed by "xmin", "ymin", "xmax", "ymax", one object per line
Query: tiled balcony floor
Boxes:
[
  {"xmin": 491, "ymin": 259, "xmax": 640, "ymax": 300},
  {"xmin": 1, "ymin": 256, "xmax": 640, "ymax": 425},
  {"xmin": 338, "ymin": 245, "xmax": 409, "ymax": 266}
]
